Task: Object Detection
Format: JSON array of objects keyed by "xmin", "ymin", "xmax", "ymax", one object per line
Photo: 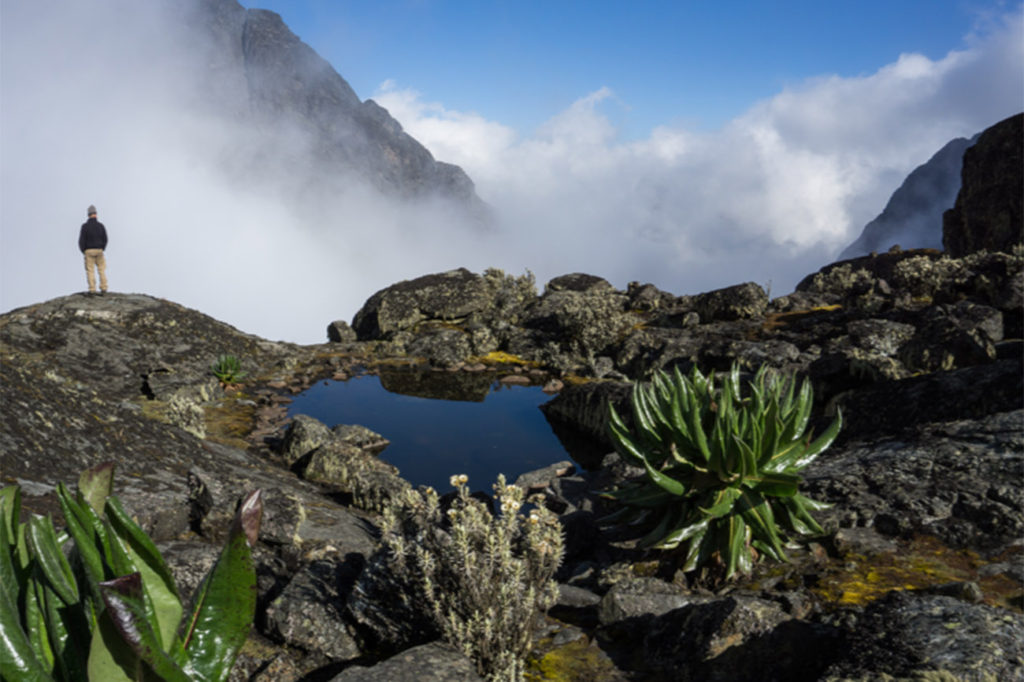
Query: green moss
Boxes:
[{"xmin": 203, "ymin": 397, "xmax": 256, "ymax": 448}]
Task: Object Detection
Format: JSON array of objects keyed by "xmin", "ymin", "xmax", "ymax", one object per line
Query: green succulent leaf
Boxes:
[
  {"xmin": 26, "ymin": 515, "xmax": 79, "ymax": 606},
  {"xmin": 0, "ymin": 576, "xmax": 53, "ymax": 682},
  {"xmin": 180, "ymin": 490, "xmax": 262, "ymax": 682},
  {"xmin": 604, "ymin": 361, "xmax": 838, "ymax": 579},
  {"xmin": 78, "ymin": 461, "xmax": 115, "ymax": 516}
]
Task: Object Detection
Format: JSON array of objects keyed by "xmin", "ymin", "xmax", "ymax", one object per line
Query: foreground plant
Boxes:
[
  {"xmin": 211, "ymin": 353, "xmax": 246, "ymax": 384},
  {"xmin": 604, "ymin": 363, "xmax": 841, "ymax": 580},
  {"xmin": 381, "ymin": 474, "xmax": 564, "ymax": 682},
  {"xmin": 0, "ymin": 462, "xmax": 261, "ymax": 681}
]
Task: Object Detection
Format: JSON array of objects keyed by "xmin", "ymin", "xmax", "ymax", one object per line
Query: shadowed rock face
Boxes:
[{"xmin": 943, "ymin": 112, "xmax": 1024, "ymax": 257}]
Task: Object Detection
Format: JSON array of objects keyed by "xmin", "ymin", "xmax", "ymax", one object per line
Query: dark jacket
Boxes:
[{"xmin": 79, "ymin": 218, "xmax": 108, "ymax": 252}]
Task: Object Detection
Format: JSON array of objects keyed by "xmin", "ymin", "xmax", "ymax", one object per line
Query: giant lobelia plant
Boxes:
[
  {"xmin": 0, "ymin": 462, "xmax": 261, "ymax": 681},
  {"xmin": 603, "ymin": 363, "xmax": 841, "ymax": 580}
]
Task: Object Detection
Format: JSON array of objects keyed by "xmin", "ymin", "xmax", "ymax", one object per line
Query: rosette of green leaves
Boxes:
[
  {"xmin": 603, "ymin": 363, "xmax": 840, "ymax": 579},
  {"xmin": 0, "ymin": 462, "xmax": 261, "ymax": 681},
  {"xmin": 211, "ymin": 354, "xmax": 246, "ymax": 384}
]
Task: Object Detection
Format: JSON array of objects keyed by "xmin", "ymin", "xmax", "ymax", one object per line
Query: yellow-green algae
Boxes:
[
  {"xmin": 813, "ymin": 535, "xmax": 1022, "ymax": 610},
  {"xmin": 526, "ymin": 637, "xmax": 621, "ymax": 681}
]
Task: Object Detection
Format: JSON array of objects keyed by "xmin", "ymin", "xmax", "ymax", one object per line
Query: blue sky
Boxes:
[{"xmin": 238, "ymin": 0, "xmax": 1015, "ymax": 138}]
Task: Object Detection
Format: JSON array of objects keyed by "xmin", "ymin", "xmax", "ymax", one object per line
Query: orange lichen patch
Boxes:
[
  {"xmin": 560, "ymin": 374, "xmax": 596, "ymax": 387},
  {"xmin": 762, "ymin": 304, "xmax": 843, "ymax": 333},
  {"xmin": 471, "ymin": 350, "xmax": 540, "ymax": 367},
  {"xmin": 814, "ymin": 535, "xmax": 1022, "ymax": 610}
]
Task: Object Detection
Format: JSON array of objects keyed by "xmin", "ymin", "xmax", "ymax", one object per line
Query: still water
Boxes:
[{"xmin": 287, "ymin": 370, "xmax": 574, "ymax": 492}]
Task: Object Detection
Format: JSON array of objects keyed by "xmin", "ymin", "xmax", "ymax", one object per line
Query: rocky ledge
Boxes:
[{"xmin": 2, "ymin": 115, "xmax": 1022, "ymax": 681}]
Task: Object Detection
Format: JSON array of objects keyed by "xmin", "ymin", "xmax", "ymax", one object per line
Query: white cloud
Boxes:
[
  {"xmin": 373, "ymin": 7, "xmax": 1022, "ymax": 297},
  {"xmin": 2, "ymin": 2, "xmax": 1020, "ymax": 344}
]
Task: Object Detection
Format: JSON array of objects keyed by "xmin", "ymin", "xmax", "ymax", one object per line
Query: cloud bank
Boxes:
[
  {"xmin": 2, "ymin": 2, "xmax": 1021, "ymax": 344},
  {"xmin": 374, "ymin": 6, "xmax": 1022, "ymax": 296}
]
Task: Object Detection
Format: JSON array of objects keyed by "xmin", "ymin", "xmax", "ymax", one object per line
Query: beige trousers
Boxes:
[{"xmin": 84, "ymin": 248, "xmax": 107, "ymax": 293}]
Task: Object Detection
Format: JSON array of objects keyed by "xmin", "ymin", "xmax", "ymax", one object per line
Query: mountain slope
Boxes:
[
  {"xmin": 177, "ymin": 0, "xmax": 486, "ymax": 214},
  {"xmin": 839, "ymin": 135, "xmax": 976, "ymax": 259}
]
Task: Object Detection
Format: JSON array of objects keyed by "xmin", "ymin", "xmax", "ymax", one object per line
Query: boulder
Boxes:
[
  {"xmin": 406, "ymin": 328, "xmax": 473, "ymax": 368},
  {"xmin": 803, "ymin": 409, "xmax": 1024, "ymax": 551},
  {"xmin": 281, "ymin": 414, "xmax": 334, "ymax": 466},
  {"xmin": 545, "ymin": 273, "xmax": 615, "ymax": 293},
  {"xmin": 264, "ymin": 557, "xmax": 364, "ymax": 662},
  {"xmin": 642, "ymin": 596, "xmax": 838, "ymax": 682},
  {"xmin": 692, "ymin": 282, "xmax": 769, "ymax": 322},
  {"xmin": 351, "ymin": 268, "xmax": 491, "ymax": 340},
  {"xmin": 823, "ymin": 591, "xmax": 1024, "ymax": 680},
  {"xmin": 328, "ymin": 642, "xmax": 483, "ymax": 681},
  {"xmin": 327, "ymin": 319, "xmax": 357, "ymax": 343},
  {"xmin": 943, "ymin": 112, "xmax": 1023, "ymax": 257}
]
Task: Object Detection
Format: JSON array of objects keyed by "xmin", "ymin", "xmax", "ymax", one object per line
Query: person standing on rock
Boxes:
[{"xmin": 78, "ymin": 205, "xmax": 108, "ymax": 294}]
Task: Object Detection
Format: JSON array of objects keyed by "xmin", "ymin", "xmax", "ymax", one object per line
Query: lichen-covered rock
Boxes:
[
  {"xmin": 804, "ymin": 409, "xmax": 1024, "ymax": 551},
  {"xmin": 406, "ymin": 328, "xmax": 472, "ymax": 368},
  {"xmin": 0, "ymin": 292, "xmax": 295, "ymax": 400},
  {"xmin": 943, "ymin": 112, "xmax": 1023, "ymax": 257},
  {"xmin": 545, "ymin": 273, "xmax": 615, "ymax": 294},
  {"xmin": 823, "ymin": 591, "xmax": 1024, "ymax": 680},
  {"xmin": 597, "ymin": 578, "xmax": 705, "ymax": 629},
  {"xmin": 692, "ymin": 282, "xmax": 769, "ymax": 321},
  {"xmin": 301, "ymin": 440, "xmax": 410, "ymax": 512},
  {"xmin": 264, "ymin": 558, "xmax": 365, "ymax": 662},
  {"xmin": 625, "ymin": 281, "xmax": 678, "ymax": 312},
  {"xmin": 522, "ymin": 288, "xmax": 633, "ymax": 361},
  {"xmin": 167, "ymin": 394, "xmax": 207, "ymax": 438},
  {"xmin": 328, "ymin": 642, "xmax": 484, "ymax": 681},
  {"xmin": 642, "ymin": 596, "xmax": 838, "ymax": 682},
  {"xmin": 327, "ymin": 319, "xmax": 357, "ymax": 343},
  {"xmin": 332, "ymin": 423, "xmax": 390, "ymax": 454},
  {"xmin": 281, "ymin": 414, "xmax": 334, "ymax": 466},
  {"xmin": 898, "ymin": 302, "xmax": 1002, "ymax": 372},
  {"xmin": 351, "ymin": 268, "xmax": 491, "ymax": 340},
  {"xmin": 540, "ymin": 381, "xmax": 631, "ymax": 450}
]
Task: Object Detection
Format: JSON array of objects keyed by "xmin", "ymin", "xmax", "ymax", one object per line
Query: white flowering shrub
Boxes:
[{"xmin": 380, "ymin": 474, "xmax": 564, "ymax": 681}]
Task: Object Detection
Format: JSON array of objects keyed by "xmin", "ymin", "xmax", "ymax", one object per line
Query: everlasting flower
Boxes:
[{"xmin": 450, "ymin": 474, "xmax": 468, "ymax": 488}]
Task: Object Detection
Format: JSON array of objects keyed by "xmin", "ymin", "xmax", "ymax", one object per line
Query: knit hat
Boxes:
[{"xmin": 87, "ymin": 205, "xmax": 97, "ymax": 216}]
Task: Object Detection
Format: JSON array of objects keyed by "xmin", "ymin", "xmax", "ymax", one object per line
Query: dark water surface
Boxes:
[{"xmin": 287, "ymin": 371, "xmax": 574, "ymax": 492}]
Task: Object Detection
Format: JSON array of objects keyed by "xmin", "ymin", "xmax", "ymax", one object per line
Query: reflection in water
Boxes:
[{"xmin": 287, "ymin": 370, "xmax": 601, "ymax": 492}]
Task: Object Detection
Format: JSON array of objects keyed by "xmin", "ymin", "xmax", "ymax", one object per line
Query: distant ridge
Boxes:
[
  {"xmin": 839, "ymin": 134, "xmax": 976, "ymax": 260},
  {"xmin": 178, "ymin": 0, "xmax": 489, "ymax": 219}
]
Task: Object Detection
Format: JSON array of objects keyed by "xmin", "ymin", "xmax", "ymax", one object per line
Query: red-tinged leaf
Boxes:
[{"xmin": 98, "ymin": 574, "xmax": 189, "ymax": 682}]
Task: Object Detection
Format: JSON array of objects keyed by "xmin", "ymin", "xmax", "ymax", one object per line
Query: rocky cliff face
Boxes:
[
  {"xmin": 172, "ymin": 0, "xmax": 486, "ymax": 214},
  {"xmin": 943, "ymin": 112, "xmax": 1024, "ymax": 257},
  {"xmin": 840, "ymin": 112, "xmax": 1024, "ymax": 260},
  {"xmin": 839, "ymin": 136, "xmax": 975, "ymax": 259}
]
